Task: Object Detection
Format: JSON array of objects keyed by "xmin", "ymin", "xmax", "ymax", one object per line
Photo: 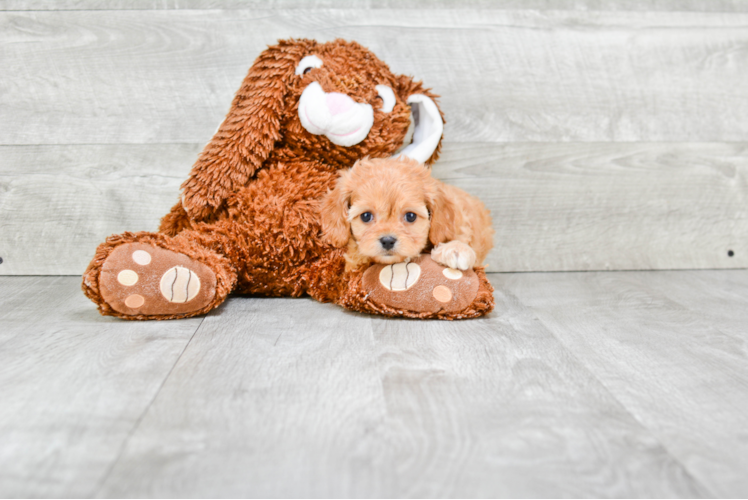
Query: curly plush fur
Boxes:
[{"xmin": 82, "ymin": 38, "xmax": 494, "ymax": 320}]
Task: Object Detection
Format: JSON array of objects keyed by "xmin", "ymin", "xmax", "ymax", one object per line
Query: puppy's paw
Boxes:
[{"xmin": 431, "ymin": 241, "xmax": 477, "ymax": 270}]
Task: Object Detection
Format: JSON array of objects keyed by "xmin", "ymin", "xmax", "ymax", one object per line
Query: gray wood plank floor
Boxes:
[
  {"xmin": 0, "ymin": 277, "xmax": 204, "ymax": 497},
  {"xmin": 1, "ymin": 273, "xmax": 747, "ymax": 497}
]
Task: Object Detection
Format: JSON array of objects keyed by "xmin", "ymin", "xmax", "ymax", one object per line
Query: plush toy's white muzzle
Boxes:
[
  {"xmin": 297, "ymin": 82, "xmax": 444, "ymax": 162},
  {"xmin": 298, "ymin": 82, "xmax": 373, "ymax": 147}
]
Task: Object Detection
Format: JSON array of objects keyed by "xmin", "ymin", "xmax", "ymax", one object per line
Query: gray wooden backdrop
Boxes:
[{"xmin": 2, "ymin": 0, "xmax": 748, "ymax": 275}]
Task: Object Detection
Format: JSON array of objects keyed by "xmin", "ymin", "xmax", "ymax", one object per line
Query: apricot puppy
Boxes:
[{"xmin": 320, "ymin": 157, "xmax": 493, "ymax": 271}]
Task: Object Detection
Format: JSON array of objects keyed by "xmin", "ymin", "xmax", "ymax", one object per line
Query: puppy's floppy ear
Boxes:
[
  {"xmin": 426, "ymin": 182, "xmax": 460, "ymax": 246},
  {"xmin": 319, "ymin": 170, "xmax": 353, "ymax": 248},
  {"xmin": 394, "ymin": 76, "xmax": 445, "ymax": 166},
  {"xmin": 180, "ymin": 38, "xmax": 318, "ymax": 222}
]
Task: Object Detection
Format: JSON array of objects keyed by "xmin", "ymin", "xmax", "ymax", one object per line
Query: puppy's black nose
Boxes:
[{"xmin": 379, "ymin": 236, "xmax": 397, "ymax": 250}]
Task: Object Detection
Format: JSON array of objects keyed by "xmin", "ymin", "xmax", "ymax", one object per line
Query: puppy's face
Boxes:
[
  {"xmin": 348, "ymin": 185, "xmax": 431, "ymax": 264},
  {"xmin": 320, "ymin": 157, "xmax": 437, "ymax": 264}
]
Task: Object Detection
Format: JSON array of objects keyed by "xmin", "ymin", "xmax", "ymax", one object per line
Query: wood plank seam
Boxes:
[
  {"xmin": 499, "ymin": 285, "xmax": 718, "ymax": 497},
  {"xmin": 89, "ymin": 315, "xmax": 207, "ymax": 497},
  {"xmin": 521, "ymin": 305, "xmax": 718, "ymax": 495}
]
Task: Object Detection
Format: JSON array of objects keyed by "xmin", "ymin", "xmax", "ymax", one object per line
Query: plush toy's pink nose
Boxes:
[{"xmin": 325, "ymin": 92, "xmax": 354, "ymax": 116}]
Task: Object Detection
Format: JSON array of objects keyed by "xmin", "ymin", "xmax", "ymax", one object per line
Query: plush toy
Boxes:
[{"xmin": 82, "ymin": 39, "xmax": 494, "ymax": 320}]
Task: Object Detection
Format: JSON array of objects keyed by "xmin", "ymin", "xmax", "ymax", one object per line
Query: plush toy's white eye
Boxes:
[
  {"xmin": 375, "ymin": 85, "xmax": 396, "ymax": 113},
  {"xmin": 295, "ymin": 55, "xmax": 323, "ymax": 76}
]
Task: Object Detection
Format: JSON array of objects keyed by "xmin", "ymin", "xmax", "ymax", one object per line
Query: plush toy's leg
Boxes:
[
  {"xmin": 335, "ymin": 254, "xmax": 495, "ymax": 320},
  {"xmin": 82, "ymin": 231, "xmax": 236, "ymax": 320}
]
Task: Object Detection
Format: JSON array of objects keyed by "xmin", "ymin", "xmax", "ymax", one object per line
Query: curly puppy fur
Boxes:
[
  {"xmin": 320, "ymin": 157, "xmax": 494, "ymax": 272},
  {"xmin": 82, "ymin": 38, "xmax": 494, "ymax": 320}
]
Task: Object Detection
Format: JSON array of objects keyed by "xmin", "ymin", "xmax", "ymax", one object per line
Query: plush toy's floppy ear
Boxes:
[
  {"xmin": 319, "ymin": 170, "xmax": 353, "ymax": 248},
  {"xmin": 394, "ymin": 76, "xmax": 445, "ymax": 166},
  {"xmin": 180, "ymin": 39, "xmax": 318, "ymax": 222}
]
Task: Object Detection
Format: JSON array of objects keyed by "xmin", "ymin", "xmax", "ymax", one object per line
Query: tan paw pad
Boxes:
[
  {"xmin": 432, "ymin": 285, "xmax": 453, "ymax": 303},
  {"xmin": 117, "ymin": 270, "xmax": 139, "ymax": 286},
  {"xmin": 132, "ymin": 250, "xmax": 152, "ymax": 265},
  {"xmin": 125, "ymin": 294, "xmax": 145, "ymax": 308},
  {"xmin": 442, "ymin": 268, "xmax": 463, "ymax": 280},
  {"xmin": 160, "ymin": 266, "xmax": 201, "ymax": 303},
  {"xmin": 379, "ymin": 261, "xmax": 421, "ymax": 291}
]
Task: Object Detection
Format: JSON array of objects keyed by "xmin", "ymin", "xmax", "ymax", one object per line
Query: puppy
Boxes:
[{"xmin": 320, "ymin": 156, "xmax": 493, "ymax": 272}]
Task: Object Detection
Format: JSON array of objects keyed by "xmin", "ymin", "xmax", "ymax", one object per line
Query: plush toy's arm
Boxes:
[
  {"xmin": 159, "ymin": 200, "xmax": 194, "ymax": 236},
  {"xmin": 180, "ymin": 39, "xmax": 317, "ymax": 223}
]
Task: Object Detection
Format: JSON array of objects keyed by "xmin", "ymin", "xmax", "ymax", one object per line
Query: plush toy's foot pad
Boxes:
[
  {"xmin": 98, "ymin": 242, "xmax": 217, "ymax": 317},
  {"xmin": 362, "ymin": 254, "xmax": 480, "ymax": 316}
]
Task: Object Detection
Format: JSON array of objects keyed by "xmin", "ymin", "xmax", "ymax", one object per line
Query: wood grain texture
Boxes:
[
  {"xmin": 436, "ymin": 142, "xmax": 748, "ymax": 272},
  {"xmin": 5, "ymin": 0, "xmax": 748, "ymax": 11},
  {"xmin": 0, "ymin": 144, "xmax": 197, "ymax": 275},
  {"xmin": 500, "ymin": 269, "xmax": 748, "ymax": 497},
  {"xmin": 96, "ymin": 294, "xmax": 707, "ymax": 498},
  {"xmin": 3, "ymin": 9, "xmax": 748, "ymax": 145},
  {"xmin": 1, "ymin": 142, "xmax": 745, "ymax": 275},
  {"xmin": 0, "ymin": 276, "xmax": 203, "ymax": 497}
]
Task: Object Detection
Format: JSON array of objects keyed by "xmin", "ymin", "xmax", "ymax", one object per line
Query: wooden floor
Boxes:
[{"xmin": 1, "ymin": 272, "xmax": 747, "ymax": 498}]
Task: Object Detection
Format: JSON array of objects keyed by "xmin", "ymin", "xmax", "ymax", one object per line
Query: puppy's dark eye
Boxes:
[
  {"xmin": 405, "ymin": 212, "xmax": 417, "ymax": 223},
  {"xmin": 360, "ymin": 212, "xmax": 373, "ymax": 223},
  {"xmin": 303, "ymin": 67, "xmax": 312, "ymax": 74}
]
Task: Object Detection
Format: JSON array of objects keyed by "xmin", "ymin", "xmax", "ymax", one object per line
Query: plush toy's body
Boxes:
[{"xmin": 82, "ymin": 39, "xmax": 494, "ymax": 320}]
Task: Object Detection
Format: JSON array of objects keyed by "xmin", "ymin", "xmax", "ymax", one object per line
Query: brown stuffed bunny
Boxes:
[{"xmin": 82, "ymin": 38, "xmax": 494, "ymax": 320}]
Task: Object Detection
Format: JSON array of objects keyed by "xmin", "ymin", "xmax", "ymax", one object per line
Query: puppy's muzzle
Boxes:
[{"xmin": 379, "ymin": 236, "xmax": 397, "ymax": 251}]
